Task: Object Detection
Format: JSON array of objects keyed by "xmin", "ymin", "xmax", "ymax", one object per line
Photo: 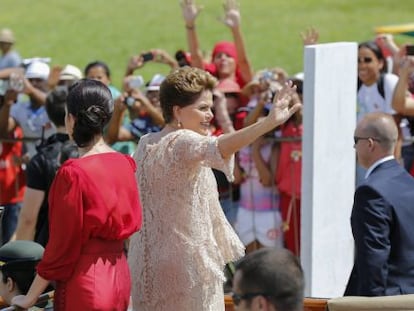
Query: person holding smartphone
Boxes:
[
  {"xmin": 125, "ymin": 49, "xmax": 178, "ymax": 77},
  {"xmin": 105, "ymin": 75, "xmax": 165, "ymax": 146},
  {"xmin": 356, "ymin": 41, "xmax": 400, "ymax": 185}
]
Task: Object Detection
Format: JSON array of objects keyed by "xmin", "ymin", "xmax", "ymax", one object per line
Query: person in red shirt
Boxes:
[
  {"xmin": 0, "ymin": 90, "xmax": 25, "ymax": 245},
  {"xmin": 180, "ymin": 0, "xmax": 253, "ymax": 88},
  {"xmin": 12, "ymin": 79, "xmax": 142, "ymax": 310}
]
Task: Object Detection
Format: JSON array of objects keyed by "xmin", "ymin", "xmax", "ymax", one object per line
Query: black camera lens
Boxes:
[{"xmin": 124, "ymin": 96, "xmax": 135, "ymax": 107}]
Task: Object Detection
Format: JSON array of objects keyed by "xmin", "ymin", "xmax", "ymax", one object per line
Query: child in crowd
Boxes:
[
  {"xmin": 243, "ymin": 69, "xmax": 303, "ymax": 256},
  {"xmin": 234, "ymin": 121, "xmax": 284, "ymax": 254},
  {"xmin": 84, "ymin": 60, "xmax": 136, "ymax": 155}
]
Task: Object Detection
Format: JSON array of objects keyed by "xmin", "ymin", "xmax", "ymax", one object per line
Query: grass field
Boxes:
[{"xmin": 3, "ymin": 0, "xmax": 414, "ymax": 87}]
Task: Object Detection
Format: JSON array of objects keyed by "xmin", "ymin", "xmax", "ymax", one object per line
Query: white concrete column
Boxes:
[{"xmin": 301, "ymin": 42, "xmax": 357, "ymax": 298}]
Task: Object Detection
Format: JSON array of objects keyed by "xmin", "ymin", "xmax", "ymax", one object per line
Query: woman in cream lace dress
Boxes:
[{"xmin": 128, "ymin": 67, "xmax": 301, "ymax": 311}]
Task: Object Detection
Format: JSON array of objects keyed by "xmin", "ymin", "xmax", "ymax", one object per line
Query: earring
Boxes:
[{"xmin": 177, "ymin": 120, "xmax": 182, "ymax": 128}]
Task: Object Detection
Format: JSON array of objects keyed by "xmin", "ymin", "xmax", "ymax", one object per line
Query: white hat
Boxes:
[
  {"xmin": 25, "ymin": 61, "xmax": 50, "ymax": 80},
  {"xmin": 292, "ymin": 72, "xmax": 304, "ymax": 81},
  {"xmin": 146, "ymin": 74, "xmax": 165, "ymax": 91},
  {"xmin": 60, "ymin": 64, "xmax": 83, "ymax": 81},
  {"xmin": 0, "ymin": 28, "xmax": 15, "ymax": 43}
]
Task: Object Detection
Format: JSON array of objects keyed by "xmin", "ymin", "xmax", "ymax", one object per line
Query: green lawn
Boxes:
[{"xmin": 3, "ymin": 0, "xmax": 414, "ymax": 87}]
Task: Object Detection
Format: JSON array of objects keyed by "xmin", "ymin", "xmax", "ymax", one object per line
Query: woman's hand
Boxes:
[
  {"xmin": 399, "ymin": 56, "xmax": 414, "ymax": 77},
  {"xmin": 114, "ymin": 94, "xmax": 129, "ymax": 113},
  {"xmin": 151, "ymin": 49, "xmax": 179, "ymax": 68},
  {"xmin": 221, "ymin": 0, "xmax": 240, "ymax": 29},
  {"xmin": 266, "ymin": 81, "xmax": 302, "ymax": 128},
  {"xmin": 180, "ymin": 0, "xmax": 203, "ymax": 26},
  {"xmin": 301, "ymin": 27, "xmax": 319, "ymax": 46},
  {"xmin": 11, "ymin": 294, "xmax": 36, "ymax": 309},
  {"xmin": 47, "ymin": 65, "xmax": 63, "ymax": 89},
  {"xmin": 127, "ymin": 55, "xmax": 144, "ymax": 72},
  {"xmin": 4, "ymin": 89, "xmax": 18, "ymax": 106}
]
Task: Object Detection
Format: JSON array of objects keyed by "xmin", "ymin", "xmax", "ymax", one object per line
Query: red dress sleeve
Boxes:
[{"xmin": 37, "ymin": 163, "xmax": 83, "ymax": 281}]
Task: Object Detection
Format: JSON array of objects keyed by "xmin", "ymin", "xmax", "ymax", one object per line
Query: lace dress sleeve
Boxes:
[{"xmin": 171, "ymin": 130, "xmax": 235, "ymax": 182}]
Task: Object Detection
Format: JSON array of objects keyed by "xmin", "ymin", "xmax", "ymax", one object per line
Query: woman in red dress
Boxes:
[{"xmin": 12, "ymin": 79, "xmax": 142, "ymax": 310}]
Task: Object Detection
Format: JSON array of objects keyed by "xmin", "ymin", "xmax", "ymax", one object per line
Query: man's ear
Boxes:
[
  {"xmin": 172, "ymin": 105, "xmax": 180, "ymax": 121},
  {"xmin": 6, "ymin": 276, "xmax": 15, "ymax": 292},
  {"xmin": 368, "ymin": 137, "xmax": 377, "ymax": 150}
]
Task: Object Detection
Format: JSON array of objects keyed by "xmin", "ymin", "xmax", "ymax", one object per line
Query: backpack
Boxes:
[
  {"xmin": 33, "ymin": 139, "xmax": 64, "ymax": 246},
  {"xmin": 36, "ymin": 140, "xmax": 64, "ymax": 190}
]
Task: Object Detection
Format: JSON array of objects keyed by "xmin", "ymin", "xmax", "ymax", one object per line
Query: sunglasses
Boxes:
[
  {"xmin": 353, "ymin": 136, "xmax": 381, "ymax": 144},
  {"xmin": 231, "ymin": 292, "xmax": 271, "ymax": 306},
  {"xmin": 358, "ymin": 57, "xmax": 373, "ymax": 64}
]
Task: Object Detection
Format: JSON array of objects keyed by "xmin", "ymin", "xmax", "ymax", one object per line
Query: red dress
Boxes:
[{"xmin": 37, "ymin": 152, "xmax": 142, "ymax": 311}]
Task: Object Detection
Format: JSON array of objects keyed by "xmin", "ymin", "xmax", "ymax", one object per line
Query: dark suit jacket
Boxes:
[{"xmin": 345, "ymin": 159, "xmax": 414, "ymax": 296}]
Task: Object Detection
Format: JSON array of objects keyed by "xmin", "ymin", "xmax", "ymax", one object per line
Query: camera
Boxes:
[
  {"xmin": 406, "ymin": 44, "xmax": 414, "ymax": 56},
  {"xmin": 0, "ymin": 80, "xmax": 9, "ymax": 96},
  {"xmin": 141, "ymin": 52, "xmax": 154, "ymax": 63},
  {"xmin": 9, "ymin": 73, "xmax": 24, "ymax": 92},
  {"xmin": 0, "ymin": 73, "xmax": 24, "ymax": 96},
  {"xmin": 175, "ymin": 50, "xmax": 191, "ymax": 67},
  {"xmin": 124, "ymin": 96, "xmax": 136, "ymax": 107}
]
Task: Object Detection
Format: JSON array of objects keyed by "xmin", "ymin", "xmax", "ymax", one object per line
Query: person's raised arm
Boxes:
[
  {"xmin": 218, "ymin": 81, "xmax": 301, "ymax": 159},
  {"xmin": 105, "ymin": 95, "xmax": 132, "ymax": 144},
  {"xmin": 152, "ymin": 49, "xmax": 179, "ymax": 70},
  {"xmin": 376, "ymin": 34, "xmax": 400, "ymax": 74},
  {"xmin": 221, "ymin": 0, "xmax": 253, "ymax": 83},
  {"xmin": 135, "ymin": 91, "xmax": 165, "ymax": 126},
  {"xmin": 0, "ymin": 68, "xmax": 24, "ymax": 80},
  {"xmin": 251, "ymin": 136, "xmax": 273, "ymax": 187},
  {"xmin": 0, "ymin": 89, "xmax": 18, "ymax": 137},
  {"xmin": 125, "ymin": 55, "xmax": 145, "ymax": 77},
  {"xmin": 392, "ymin": 56, "xmax": 414, "ymax": 115},
  {"xmin": 212, "ymin": 89, "xmax": 235, "ymax": 133},
  {"xmin": 47, "ymin": 65, "xmax": 63, "ymax": 90},
  {"xmin": 180, "ymin": 0, "xmax": 205, "ymax": 69},
  {"xmin": 23, "ymin": 78, "xmax": 47, "ymax": 105},
  {"xmin": 243, "ymin": 91, "xmax": 270, "ymax": 127}
]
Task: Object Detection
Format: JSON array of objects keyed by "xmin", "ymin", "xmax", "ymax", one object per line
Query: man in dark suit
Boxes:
[{"xmin": 345, "ymin": 112, "xmax": 414, "ymax": 296}]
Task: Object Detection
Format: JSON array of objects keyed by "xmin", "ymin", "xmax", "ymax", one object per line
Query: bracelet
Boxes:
[{"xmin": 186, "ymin": 24, "xmax": 195, "ymax": 30}]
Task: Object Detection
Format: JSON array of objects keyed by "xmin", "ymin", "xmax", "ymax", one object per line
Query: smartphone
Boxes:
[
  {"xmin": 0, "ymin": 80, "xmax": 9, "ymax": 96},
  {"xmin": 141, "ymin": 52, "xmax": 154, "ymax": 62},
  {"xmin": 128, "ymin": 75, "xmax": 144, "ymax": 89},
  {"xmin": 9, "ymin": 73, "xmax": 24, "ymax": 92},
  {"xmin": 406, "ymin": 45, "xmax": 414, "ymax": 56}
]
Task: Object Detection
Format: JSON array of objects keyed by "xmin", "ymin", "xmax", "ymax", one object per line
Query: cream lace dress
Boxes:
[{"xmin": 128, "ymin": 129, "xmax": 245, "ymax": 311}]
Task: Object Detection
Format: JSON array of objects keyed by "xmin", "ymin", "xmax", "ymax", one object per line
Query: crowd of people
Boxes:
[{"xmin": 1, "ymin": 0, "xmax": 414, "ymax": 309}]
